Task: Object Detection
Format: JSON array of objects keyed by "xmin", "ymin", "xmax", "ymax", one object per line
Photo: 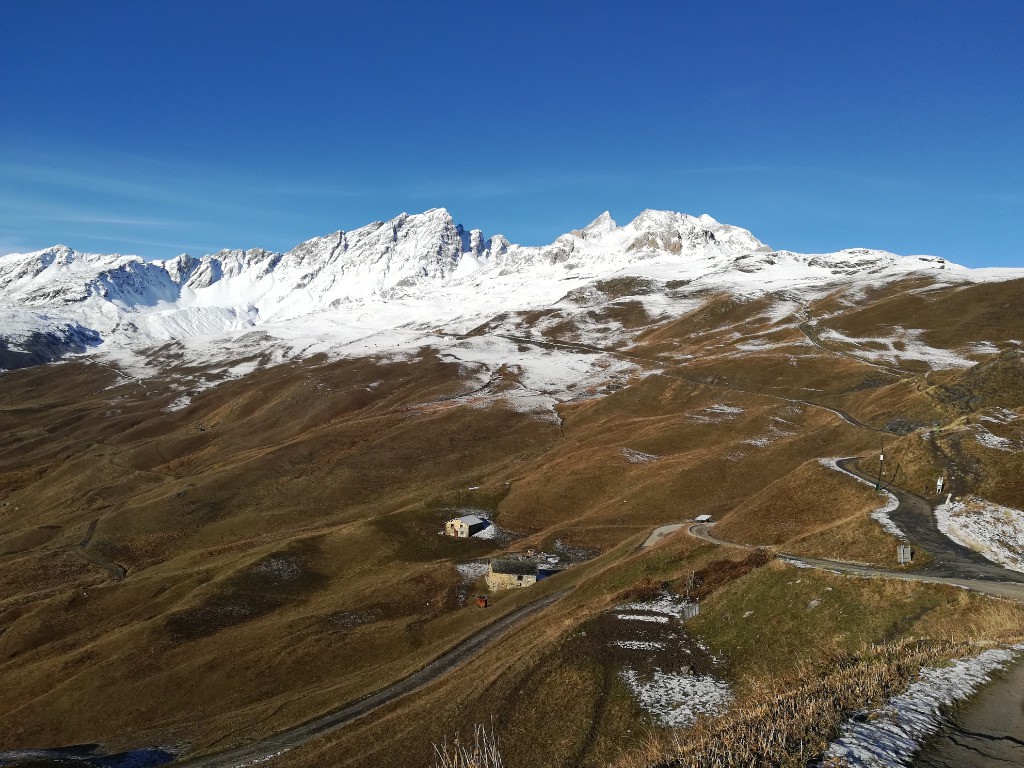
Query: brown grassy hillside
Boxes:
[{"xmin": 0, "ymin": 271, "xmax": 1022, "ymax": 767}]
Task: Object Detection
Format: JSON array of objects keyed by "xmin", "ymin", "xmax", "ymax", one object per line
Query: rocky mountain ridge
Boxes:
[{"xmin": 0, "ymin": 207, "xmax": 1011, "ymax": 369}]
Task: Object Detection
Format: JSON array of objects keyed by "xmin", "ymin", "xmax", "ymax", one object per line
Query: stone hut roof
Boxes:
[{"xmin": 489, "ymin": 559, "xmax": 538, "ymax": 576}]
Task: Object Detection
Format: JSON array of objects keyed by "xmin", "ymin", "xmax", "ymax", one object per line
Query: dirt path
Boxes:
[
  {"xmin": 75, "ymin": 519, "xmax": 127, "ymax": 582},
  {"xmin": 172, "ymin": 590, "xmax": 566, "ymax": 768}
]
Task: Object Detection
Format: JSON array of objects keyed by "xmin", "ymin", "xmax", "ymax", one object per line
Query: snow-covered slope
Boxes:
[{"xmin": 0, "ymin": 207, "xmax": 1018, "ymax": 371}]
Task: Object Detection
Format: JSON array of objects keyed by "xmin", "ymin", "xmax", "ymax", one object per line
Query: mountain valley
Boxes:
[{"xmin": 1, "ymin": 209, "xmax": 1023, "ymax": 767}]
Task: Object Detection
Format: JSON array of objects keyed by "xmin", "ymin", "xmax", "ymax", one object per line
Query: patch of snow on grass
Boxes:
[
  {"xmin": 979, "ymin": 408, "xmax": 1020, "ymax": 424},
  {"xmin": 427, "ymin": 333, "xmax": 641, "ymax": 422},
  {"xmin": 819, "ymin": 457, "xmax": 905, "ymax": 539},
  {"xmin": 742, "ymin": 422, "xmax": 794, "ymax": 449},
  {"xmin": 619, "ymin": 668, "xmax": 733, "ymax": 727},
  {"xmin": 935, "ymin": 496, "xmax": 1024, "ymax": 572},
  {"xmin": 164, "ymin": 393, "xmax": 192, "ymax": 412},
  {"xmin": 224, "ymin": 359, "xmax": 261, "ymax": 378},
  {"xmin": 688, "ymin": 404, "xmax": 744, "ymax": 423},
  {"xmin": 622, "ymin": 448, "xmax": 659, "ymax": 463},
  {"xmin": 470, "ymin": 523, "xmax": 497, "ymax": 540},
  {"xmin": 615, "ymin": 640, "xmax": 666, "ymax": 651},
  {"xmin": 470, "ymin": 519, "xmax": 512, "ymax": 541},
  {"xmin": 455, "ymin": 561, "xmax": 489, "ymax": 584},
  {"xmin": 707, "ymin": 404, "xmax": 744, "ymax": 415},
  {"xmin": 970, "ymin": 425, "xmax": 1016, "ymax": 452},
  {"xmin": 821, "ymin": 643, "xmax": 1024, "ymax": 767},
  {"xmin": 968, "ymin": 341, "xmax": 1000, "ymax": 355},
  {"xmin": 615, "ymin": 613, "xmax": 670, "ymax": 624},
  {"xmin": 618, "ymin": 594, "xmax": 697, "ymax": 619},
  {"xmin": 816, "ymin": 327, "xmax": 974, "ymax": 370}
]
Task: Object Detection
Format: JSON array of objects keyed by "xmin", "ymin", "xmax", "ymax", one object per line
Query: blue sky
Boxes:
[{"xmin": 2, "ymin": 1, "xmax": 1022, "ymax": 266}]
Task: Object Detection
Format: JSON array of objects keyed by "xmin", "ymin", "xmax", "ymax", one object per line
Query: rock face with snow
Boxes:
[
  {"xmin": 0, "ymin": 207, "xmax": 1011, "ymax": 370},
  {"xmin": 0, "ymin": 208, "xmax": 771, "ymax": 318}
]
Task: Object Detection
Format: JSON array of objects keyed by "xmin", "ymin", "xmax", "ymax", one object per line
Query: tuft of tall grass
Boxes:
[{"xmin": 433, "ymin": 723, "xmax": 504, "ymax": 768}]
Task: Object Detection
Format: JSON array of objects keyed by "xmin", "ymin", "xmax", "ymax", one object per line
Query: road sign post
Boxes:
[{"xmin": 897, "ymin": 543, "xmax": 913, "ymax": 565}]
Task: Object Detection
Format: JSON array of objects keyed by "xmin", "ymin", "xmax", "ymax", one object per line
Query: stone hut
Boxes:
[
  {"xmin": 485, "ymin": 559, "xmax": 538, "ymax": 591},
  {"xmin": 445, "ymin": 514, "xmax": 488, "ymax": 538}
]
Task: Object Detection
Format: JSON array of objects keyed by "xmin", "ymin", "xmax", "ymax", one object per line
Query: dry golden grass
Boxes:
[
  {"xmin": 819, "ymin": 278, "xmax": 1024, "ymax": 353},
  {"xmin": 610, "ymin": 556, "xmax": 1024, "ymax": 768},
  {"xmin": 0, "ymin": 353, "xmax": 573, "ymax": 749},
  {"xmin": 691, "ymin": 559, "xmax": 1024, "ymax": 682},
  {"xmin": 713, "ymin": 459, "xmax": 898, "ymax": 565},
  {"xmin": 1, "ymin": 273, "xmax": 1022, "ymax": 766},
  {"xmin": 614, "ymin": 639, "xmax": 979, "ymax": 768},
  {"xmin": 267, "ymin": 538, "xmax": 1024, "ymax": 768},
  {"xmin": 784, "ymin": 512, "xmax": 900, "ymax": 567}
]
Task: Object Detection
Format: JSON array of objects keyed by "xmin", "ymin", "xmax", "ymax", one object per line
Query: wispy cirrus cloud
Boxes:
[
  {"xmin": 0, "ymin": 153, "xmax": 311, "ymax": 221},
  {"xmin": 7, "ymin": 210, "xmax": 195, "ymax": 228},
  {"xmin": 62, "ymin": 214, "xmax": 189, "ymax": 227}
]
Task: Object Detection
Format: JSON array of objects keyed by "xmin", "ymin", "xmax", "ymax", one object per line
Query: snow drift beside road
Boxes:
[
  {"xmin": 936, "ymin": 496, "xmax": 1024, "ymax": 573},
  {"xmin": 822, "ymin": 643, "xmax": 1024, "ymax": 767}
]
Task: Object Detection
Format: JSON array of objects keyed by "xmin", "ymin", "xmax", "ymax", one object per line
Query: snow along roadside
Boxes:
[
  {"xmin": 935, "ymin": 496, "xmax": 1024, "ymax": 573},
  {"xmin": 818, "ymin": 457, "xmax": 904, "ymax": 539},
  {"xmin": 820, "ymin": 642, "xmax": 1024, "ymax": 767}
]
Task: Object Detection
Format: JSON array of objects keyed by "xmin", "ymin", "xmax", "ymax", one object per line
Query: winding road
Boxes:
[
  {"xmin": 686, "ymin": 458, "xmax": 1024, "ymax": 603},
  {"xmin": 835, "ymin": 459, "xmax": 1024, "ymax": 586},
  {"xmin": 75, "ymin": 519, "xmax": 127, "ymax": 582},
  {"xmin": 38, "ymin": 325, "xmax": 1018, "ymax": 766}
]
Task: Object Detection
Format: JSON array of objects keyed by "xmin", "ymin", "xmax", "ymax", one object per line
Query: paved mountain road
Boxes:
[
  {"xmin": 835, "ymin": 458, "xmax": 1024, "ymax": 586},
  {"xmin": 640, "ymin": 523, "xmax": 686, "ymax": 549},
  {"xmin": 687, "ymin": 522, "xmax": 1024, "ymax": 602}
]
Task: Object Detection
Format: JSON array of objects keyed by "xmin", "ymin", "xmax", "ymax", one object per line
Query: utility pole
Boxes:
[
  {"xmin": 876, "ymin": 435, "xmax": 885, "ymax": 491},
  {"xmin": 880, "ymin": 464, "xmax": 901, "ymax": 493},
  {"xmin": 875, "ymin": 435, "xmax": 900, "ymax": 492}
]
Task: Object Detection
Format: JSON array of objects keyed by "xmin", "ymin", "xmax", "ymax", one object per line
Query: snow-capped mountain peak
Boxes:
[
  {"xmin": 577, "ymin": 211, "xmax": 618, "ymax": 238},
  {"xmin": 0, "ymin": 207, "xmax": 1013, "ymax": 371}
]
